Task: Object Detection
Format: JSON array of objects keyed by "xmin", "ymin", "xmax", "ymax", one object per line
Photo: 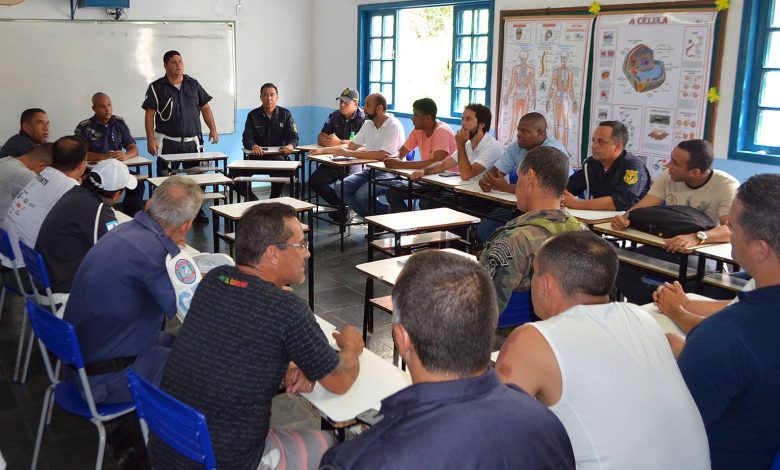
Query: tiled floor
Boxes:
[{"xmin": 0, "ymin": 191, "xmax": 396, "ymax": 469}]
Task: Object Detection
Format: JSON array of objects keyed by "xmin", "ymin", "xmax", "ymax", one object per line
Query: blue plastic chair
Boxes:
[
  {"xmin": 498, "ymin": 291, "xmax": 538, "ymax": 329},
  {"xmin": 771, "ymin": 450, "xmax": 780, "ymax": 470},
  {"xmin": 19, "ymin": 240, "xmax": 69, "ymax": 383},
  {"xmin": 127, "ymin": 369, "xmax": 217, "ymax": 470},
  {"xmin": 0, "ymin": 228, "xmax": 35, "ymax": 382},
  {"xmin": 26, "ymin": 300, "xmax": 135, "ymax": 470}
]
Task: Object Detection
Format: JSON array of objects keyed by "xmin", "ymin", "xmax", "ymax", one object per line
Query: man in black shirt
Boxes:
[
  {"xmin": 1, "ymin": 108, "xmax": 49, "ymax": 158},
  {"xmin": 240, "ymin": 83, "xmax": 299, "ymax": 199},
  {"xmin": 563, "ymin": 120, "xmax": 651, "ymax": 211}
]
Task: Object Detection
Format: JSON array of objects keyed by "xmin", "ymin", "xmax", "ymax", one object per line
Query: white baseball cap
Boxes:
[{"xmin": 90, "ymin": 159, "xmax": 137, "ymax": 191}]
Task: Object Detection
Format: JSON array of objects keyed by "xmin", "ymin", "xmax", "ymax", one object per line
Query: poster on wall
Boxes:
[
  {"xmin": 590, "ymin": 10, "xmax": 717, "ymax": 176},
  {"xmin": 497, "ymin": 15, "xmax": 594, "ymax": 168}
]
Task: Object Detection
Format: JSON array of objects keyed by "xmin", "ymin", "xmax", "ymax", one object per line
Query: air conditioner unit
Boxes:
[{"xmin": 78, "ymin": 0, "xmax": 129, "ymax": 7}]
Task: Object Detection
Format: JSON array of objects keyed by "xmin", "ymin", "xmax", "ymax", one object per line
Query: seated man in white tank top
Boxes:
[{"xmin": 496, "ymin": 231, "xmax": 710, "ymax": 470}]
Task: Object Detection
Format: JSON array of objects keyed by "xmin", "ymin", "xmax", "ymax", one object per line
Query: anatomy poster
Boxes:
[
  {"xmin": 590, "ymin": 10, "xmax": 717, "ymax": 176},
  {"xmin": 497, "ymin": 16, "xmax": 593, "ymax": 167}
]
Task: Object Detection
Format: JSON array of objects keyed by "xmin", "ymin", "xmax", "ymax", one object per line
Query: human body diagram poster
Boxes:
[
  {"xmin": 590, "ymin": 11, "xmax": 717, "ymax": 176},
  {"xmin": 497, "ymin": 16, "xmax": 594, "ymax": 168}
]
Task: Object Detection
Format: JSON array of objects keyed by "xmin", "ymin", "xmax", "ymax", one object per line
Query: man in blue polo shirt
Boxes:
[
  {"xmin": 75, "ymin": 92, "xmax": 144, "ymax": 214},
  {"xmin": 678, "ymin": 173, "xmax": 780, "ymax": 469},
  {"xmin": 320, "ymin": 251, "xmax": 574, "ymax": 469}
]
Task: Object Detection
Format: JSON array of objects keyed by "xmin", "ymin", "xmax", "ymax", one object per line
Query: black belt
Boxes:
[{"xmin": 81, "ymin": 356, "xmax": 137, "ymax": 376}]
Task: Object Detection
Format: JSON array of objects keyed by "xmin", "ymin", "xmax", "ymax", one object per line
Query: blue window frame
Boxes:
[
  {"xmin": 358, "ymin": 0, "xmax": 493, "ymax": 122},
  {"xmin": 731, "ymin": 0, "xmax": 780, "ymax": 164}
]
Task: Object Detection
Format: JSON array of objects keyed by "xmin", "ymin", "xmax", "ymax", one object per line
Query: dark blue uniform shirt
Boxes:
[
  {"xmin": 74, "ymin": 115, "xmax": 136, "ymax": 154},
  {"xmin": 566, "ymin": 150, "xmax": 651, "ymax": 211},
  {"xmin": 321, "ymin": 108, "xmax": 366, "ymax": 140},
  {"xmin": 0, "ymin": 131, "xmax": 35, "ymax": 158},
  {"xmin": 242, "ymin": 106, "xmax": 299, "ymax": 149},
  {"xmin": 142, "ymin": 74, "xmax": 212, "ymax": 138}
]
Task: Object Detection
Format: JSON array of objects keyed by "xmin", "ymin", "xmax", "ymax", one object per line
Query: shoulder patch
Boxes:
[
  {"xmin": 113, "ymin": 115, "xmax": 125, "ymax": 122},
  {"xmin": 105, "ymin": 220, "xmax": 118, "ymax": 231},
  {"xmin": 624, "ymin": 169, "xmax": 638, "ymax": 185},
  {"xmin": 78, "ymin": 119, "xmax": 91, "ymax": 127}
]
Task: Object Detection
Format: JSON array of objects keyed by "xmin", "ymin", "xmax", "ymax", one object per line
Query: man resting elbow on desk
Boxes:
[
  {"xmin": 562, "ymin": 120, "xmax": 650, "ymax": 211},
  {"xmin": 151, "ymin": 202, "xmax": 364, "ymax": 470},
  {"xmin": 321, "ymin": 251, "xmax": 575, "ymax": 469}
]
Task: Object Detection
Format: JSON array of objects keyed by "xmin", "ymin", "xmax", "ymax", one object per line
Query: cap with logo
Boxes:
[
  {"xmin": 337, "ymin": 88, "xmax": 360, "ymax": 103},
  {"xmin": 89, "ymin": 159, "xmax": 138, "ymax": 191}
]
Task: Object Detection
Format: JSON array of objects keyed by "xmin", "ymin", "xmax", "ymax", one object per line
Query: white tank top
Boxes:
[{"xmin": 532, "ymin": 302, "xmax": 710, "ymax": 470}]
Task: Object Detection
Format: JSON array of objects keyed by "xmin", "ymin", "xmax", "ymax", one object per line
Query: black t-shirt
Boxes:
[
  {"xmin": 35, "ymin": 186, "xmax": 117, "ymax": 293},
  {"xmin": 151, "ymin": 265, "xmax": 339, "ymax": 469}
]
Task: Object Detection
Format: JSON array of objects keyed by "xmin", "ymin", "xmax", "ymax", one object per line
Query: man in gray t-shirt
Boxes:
[{"xmin": 0, "ymin": 144, "xmax": 52, "ymax": 225}]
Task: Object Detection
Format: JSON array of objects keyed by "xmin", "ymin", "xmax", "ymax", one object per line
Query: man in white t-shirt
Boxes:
[
  {"xmin": 0, "ymin": 144, "xmax": 52, "ymax": 221},
  {"xmin": 312, "ymin": 93, "xmax": 406, "ymax": 218},
  {"xmin": 496, "ymin": 231, "xmax": 710, "ymax": 470},
  {"xmin": 4, "ymin": 136, "xmax": 88, "ymax": 267}
]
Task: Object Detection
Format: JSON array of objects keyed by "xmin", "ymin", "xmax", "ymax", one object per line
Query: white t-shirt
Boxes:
[
  {"xmin": 532, "ymin": 302, "xmax": 710, "ymax": 470},
  {"xmin": 451, "ymin": 133, "xmax": 503, "ymax": 180},
  {"xmin": 352, "ymin": 113, "xmax": 406, "ymax": 154},
  {"xmin": 4, "ymin": 167, "xmax": 79, "ymax": 266},
  {"xmin": 647, "ymin": 169, "xmax": 739, "ymax": 224},
  {"xmin": 0, "ymin": 156, "xmax": 35, "ymax": 220}
]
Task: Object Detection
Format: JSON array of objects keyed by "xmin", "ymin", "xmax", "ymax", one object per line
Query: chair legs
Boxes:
[
  {"xmin": 12, "ymin": 312, "xmax": 28, "ymax": 382},
  {"xmin": 0, "ymin": 285, "xmax": 6, "ymax": 322},
  {"xmin": 92, "ymin": 419, "xmax": 107, "ymax": 470},
  {"xmin": 21, "ymin": 328, "xmax": 36, "ymax": 383}
]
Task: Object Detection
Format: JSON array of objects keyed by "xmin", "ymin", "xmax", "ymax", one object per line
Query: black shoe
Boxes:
[
  {"xmin": 328, "ymin": 208, "xmax": 353, "ymax": 225},
  {"xmin": 195, "ymin": 210, "xmax": 209, "ymax": 224}
]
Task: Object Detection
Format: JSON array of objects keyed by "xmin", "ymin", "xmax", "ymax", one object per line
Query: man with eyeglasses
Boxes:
[{"xmin": 152, "ymin": 202, "xmax": 364, "ymax": 469}]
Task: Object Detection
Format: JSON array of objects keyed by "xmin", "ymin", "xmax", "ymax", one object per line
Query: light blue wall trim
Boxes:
[{"xmin": 712, "ymin": 158, "xmax": 780, "ymax": 183}]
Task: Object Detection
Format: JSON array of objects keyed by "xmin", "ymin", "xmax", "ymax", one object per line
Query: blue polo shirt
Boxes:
[
  {"xmin": 74, "ymin": 115, "xmax": 136, "ymax": 154},
  {"xmin": 679, "ymin": 285, "xmax": 780, "ymax": 470},
  {"xmin": 320, "ymin": 369, "xmax": 575, "ymax": 469},
  {"xmin": 494, "ymin": 136, "xmax": 569, "ymax": 178},
  {"xmin": 64, "ymin": 211, "xmax": 179, "ymax": 363},
  {"xmin": 0, "ymin": 131, "xmax": 35, "ymax": 158}
]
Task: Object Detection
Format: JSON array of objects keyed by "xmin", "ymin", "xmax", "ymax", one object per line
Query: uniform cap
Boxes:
[{"xmin": 337, "ymin": 88, "xmax": 360, "ymax": 103}]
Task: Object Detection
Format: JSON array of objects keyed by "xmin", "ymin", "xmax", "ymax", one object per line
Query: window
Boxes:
[
  {"xmin": 731, "ymin": 0, "xmax": 780, "ymax": 164},
  {"xmin": 359, "ymin": 1, "xmax": 493, "ymax": 120}
]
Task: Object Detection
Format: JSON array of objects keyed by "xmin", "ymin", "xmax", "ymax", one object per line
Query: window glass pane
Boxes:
[
  {"xmin": 458, "ymin": 37, "xmax": 472, "ymax": 61},
  {"xmin": 382, "ymin": 83, "xmax": 393, "ymax": 104},
  {"xmin": 471, "ymin": 89, "xmax": 486, "ymax": 105},
  {"xmin": 473, "ymin": 36, "xmax": 488, "ymax": 61},
  {"xmin": 459, "ymin": 10, "xmax": 473, "ymax": 35},
  {"xmin": 370, "ymin": 61, "xmax": 381, "ymax": 82},
  {"xmin": 382, "ymin": 39, "xmax": 394, "ymax": 60},
  {"xmin": 773, "ymin": 0, "xmax": 780, "ymax": 28},
  {"xmin": 370, "ymin": 82, "xmax": 381, "ymax": 94},
  {"xmin": 475, "ymin": 9, "xmax": 489, "ymax": 35},
  {"xmin": 370, "ymin": 39, "xmax": 381, "ymax": 59},
  {"xmin": 456, "ymin": 88, "xmax": 470, "ymax": 110},
  {"xmin": 383, "ymin": 14, "xmax": 395, "ymax": 36},
  {"xmin": 760, "ymin": 71, "xmax": 780, "ymax": 107},
  {"xmin": 456, "ymin": 63, "xmax": 471, "ymax": 87},
  {"xmin": 765, "ymin": 31, "xmax": 780, "ymax": 68},
  {"xmin": 382, "ymin": 61, "xmax": 394, "ymax": 82},
  {"xmin": 471, "ymin": 63, "xmax": 487, "ymax": 88},
  {"xmin": 756, "ymin": 109, "xmax": 780, "ymax": 146},
  {"xmin": 371, "ymin": 16, "xmax": 383, "ymax": 37}
]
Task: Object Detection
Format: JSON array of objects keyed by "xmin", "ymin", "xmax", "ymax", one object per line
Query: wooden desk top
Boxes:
[
  {"xmin": 641, "ymin": 293, "xmax": 712, "ymax": 337},
  {"xmin": 228, "ymin": 160, "xmax": 300, "ymax": 170},
  {"xmin": 365, "ymin": 207, "xmax": 480, "ymax": 233},
  {"xmin": 308, "ymin": 154, "xmax": 378, "ymax": 167},
  {"xmin": 303, "ymin": 315, "xmax": 411, "ymax": 424},
  {"xmin": 210, "ymin": 197, "xmax": 315, "ymax": 220},
  {"xmin": 356, "ymin": 248, "xmax": 476, "ymax": 286},
  {"xmin": 420, "ymin": 172, "xmax": 476, "ymax": 188},
  {"xmin": 566, "ymin": 209, "xmax": 624, "ymax": 225},
  {"xmin": 122, "ymin": 156, "xmax": 154, "ymax": 167},
  {"xmin": 158, "ymin": 151, "xmax": 227, "ymax": 162},
  {"xmin": 243, "ymin": 147, "xmax": 304, "ymax": 157},
  {"xmin": 296, "ymin": 144, "xmax": 323, "ymax": 151},
  {"xmin": 366, "ymin": 162, "xmax": 417, "ymax": 178},
  {"xmin": 148, "ymin": 173, "xmax": 232, "ymax": 188},
  {"xmin": 694, "ymin": 243, "xmax": 734, "ymax": 263},
  {"xmin": 593, "ymin": 222, "xmax": 718, "ymax": 254},
  {"xmin": 453, "ymin": 181, "xmax": 517, "ymax": 207}
]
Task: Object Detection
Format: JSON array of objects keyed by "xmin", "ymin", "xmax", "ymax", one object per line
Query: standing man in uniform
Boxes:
[
  {"xmin": 75, "ymin": 92, "xmax": 144, "ymax": 215},
  {"xmin": 309, "ymin": 88, "xmax": 366, "ymax": 220},
  {"xmin": 143, "ymin": 50, "xmax": 217, "ymax": 222},
  {"xmin": 1, "ymin": 108, "xmax": 49, "ymax": 158},
  {"xmin": 240, "ymin": 83, "xmax": 299, "ymax": 199}
]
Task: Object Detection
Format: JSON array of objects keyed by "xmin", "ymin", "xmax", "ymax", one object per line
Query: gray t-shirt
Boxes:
[{"xmin": 0, "ymin": 156, "xmax": 34, "ymax": 223}]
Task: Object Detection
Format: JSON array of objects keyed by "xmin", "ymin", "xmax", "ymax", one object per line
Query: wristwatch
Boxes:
[{"xmin": 696, "ymin": 231, "xmax": 708, "ymax": 245}]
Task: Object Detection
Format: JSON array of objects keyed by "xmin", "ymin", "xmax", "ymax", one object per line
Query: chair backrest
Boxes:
[
  {"xmin": 498, "ymin": 290, "xmax": 538, "ymax": 329},
  {"xmin": 26, "ymin": 300, "xmax": 84, "ymax": 369},
  {"xmin": 771, "ymin": 450, "xmax": 780, "ymax": 470},
  {"xmin": 127, "ymin": 370, "xmax": 217, "ymax": 470},
  {"xmin": 19, "ymin": 240, "xmax": 58, "ymax": 311},
  {"xmin": 0, "ymin": 227, "xmax": 16, "ymax": 263},
  {"xmin": 0, "ymin": 227, "xmax": 30, "ymax": 297}
]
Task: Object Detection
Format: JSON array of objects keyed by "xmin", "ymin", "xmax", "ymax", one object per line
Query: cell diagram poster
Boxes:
[
  {"xmin": 497, "ymin": 16, "xmax": 594, "ymax": 168},
  {"xmin": 590, "ymin": 10, "xmax": 717, "ymax": 176}
]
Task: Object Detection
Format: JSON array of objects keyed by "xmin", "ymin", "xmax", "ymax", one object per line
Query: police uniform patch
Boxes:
[
  {"xmin": 293, "ymin": 123, "xmax": 298, "ymax": 133},
  {"xmin": 623, "ymin": 169, "xmax": 638, "ymax": 185},
  {"xmin": 174, "ymin": 259, "xmax": 198, "ymax": 284},
  {"xmin": 105, "ymin": 220, "xmax": 118, "ymax": 231}
]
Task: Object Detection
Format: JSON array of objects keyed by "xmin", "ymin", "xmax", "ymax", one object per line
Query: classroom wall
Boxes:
[
  {"xmin": 310, "ymin": 0, "xmax": 744, "ymax": 160},
  {"xmin": 0, "ymin": 0, "xmax": 319, "ymax": 159}
]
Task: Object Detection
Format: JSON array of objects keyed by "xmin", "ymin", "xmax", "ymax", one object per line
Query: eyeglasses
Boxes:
[{"xmin": 273, "ymin": 241, "xmax": 309, "ymax": 251}]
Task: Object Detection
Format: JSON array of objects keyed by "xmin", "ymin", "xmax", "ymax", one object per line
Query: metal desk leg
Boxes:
[
  {"xmin": 307, "ymin": 209, "xmax": 315, "ymax": 310},
  {"xmin": 678, "ymin": 253, "xmax": 689, "ymax": 289},
  {"xmin": 211, "ymin": 213, "xmax": 220, "ymax": 253},
  {"xmin": 362, "ymin": 277, "xmax": 374, "ymax": 343},
  {"xmin": 340, "ymin": 166, "xmax": 347, "ymax": 252},
  {"xmin": 368, "ymin": 168, "xmax": 375, "ymax": 216},
  {"xmin": 368, "ymin": 223, "xmax": 375, "ymax": 262},
  {"xmin": 695, "ymin": 255, "xmax": 706, "ymax": 293}
]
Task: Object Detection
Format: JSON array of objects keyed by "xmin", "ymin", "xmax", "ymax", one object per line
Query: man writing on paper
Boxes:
[{"xmin": 152, "ymin": 202, "xmax": 364, "ymax": 469}]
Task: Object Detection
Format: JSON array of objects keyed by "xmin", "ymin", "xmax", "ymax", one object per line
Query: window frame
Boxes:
[
  {"xmin": 357, "ymin": 0, "xmax": 494, "ymax": 125},
  {"xmin": 730, "ymin": 0, "xmax": 780, "ymax": 165}
]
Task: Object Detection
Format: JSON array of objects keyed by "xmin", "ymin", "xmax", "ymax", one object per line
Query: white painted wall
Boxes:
[{"xmin": 311, "ymin": 0, "xmax": 744, "ymax": 158}]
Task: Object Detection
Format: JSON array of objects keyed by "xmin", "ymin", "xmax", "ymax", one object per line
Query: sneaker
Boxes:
[
  {"xmin": 328, "ymin": 208, "xmax": 352, "ymax": 224},
  {"xmin": 194, "ymin": 210, "xmax": 209, "ymax": 224}
]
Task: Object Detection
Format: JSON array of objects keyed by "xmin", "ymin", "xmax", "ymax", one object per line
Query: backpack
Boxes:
[{"xmin": 628, "ymin": 205, "xmax": 715, "ymax": 238}]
